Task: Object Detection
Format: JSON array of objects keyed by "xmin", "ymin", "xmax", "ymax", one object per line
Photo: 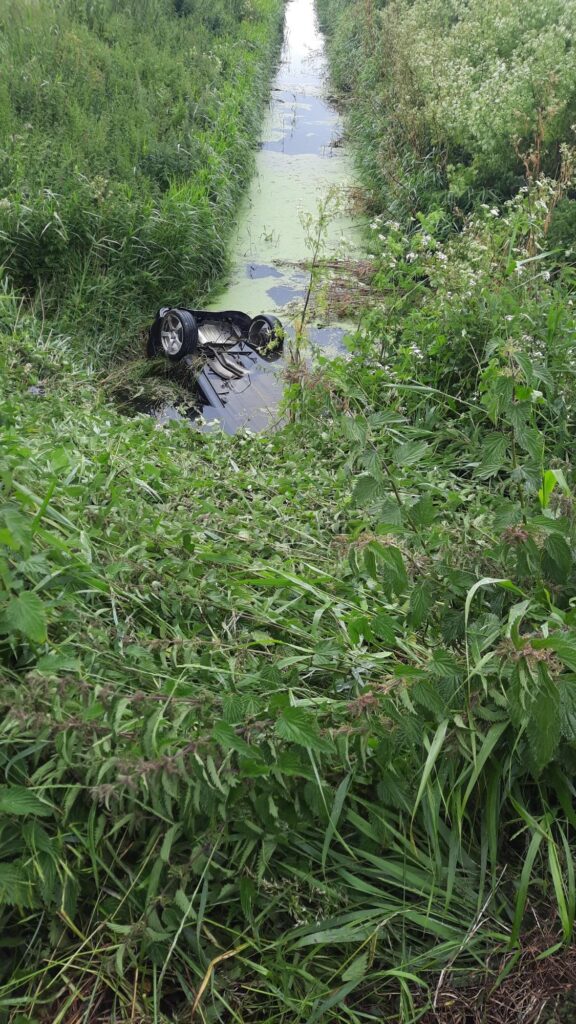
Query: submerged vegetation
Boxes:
[{"xmin": 2, "ymin": 0, "xmax": 576, "ymax": 1021}]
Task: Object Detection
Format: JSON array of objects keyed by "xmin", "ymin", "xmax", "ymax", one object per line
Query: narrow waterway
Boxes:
[
  {"xmin": 193, "ymin": 0, "xmax": 361, "ymax": 431},
  {"xmin": 210, "ymin": 0, "xmax": 358, "ymax": 317},
  {"xmin": 157, "ymin": 0, "xmax": 360, "ymax": 432}
]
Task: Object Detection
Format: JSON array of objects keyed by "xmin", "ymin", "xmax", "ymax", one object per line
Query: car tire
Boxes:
[
  {"xmin": 247, "ymin": 314, "xmax": 284, "ymax": 352},
  {"xmin": 148, "ymin": 308, "xmax": 199, "ymax": 361}
]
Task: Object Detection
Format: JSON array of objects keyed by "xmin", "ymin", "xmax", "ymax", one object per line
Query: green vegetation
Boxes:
[
  {"xmin": 2, "ymin": 0, "xmax": 576, "ymax": 1021},
  {"xmin": 0, "ymin": 0, "xmax": 283, "ymax": 352},
  {"xmin": 317, "ymin": 0, "xmax": 576, "ymax": 223}
]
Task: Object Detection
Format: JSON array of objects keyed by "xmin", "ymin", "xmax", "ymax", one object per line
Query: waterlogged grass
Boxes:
[{"xmin": 0, "ymin": 0, "xmax": 284, "ymax": 356}]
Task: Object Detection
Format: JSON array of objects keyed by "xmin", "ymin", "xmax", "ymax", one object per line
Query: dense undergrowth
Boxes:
[
  {"xmin": 2, "ymin": 0, "xmax": 576, "ymax": 1021},
  {"xmin": 3, "ymin": 195, "xmax": 576, "ymax": 1020},
  {"xmin": 0, "ymin": 0, "xmax": 283, "ymax": 355},
  {"xmin": 317, "ymin": 0, "xmax": 576, "ymax": 233}
]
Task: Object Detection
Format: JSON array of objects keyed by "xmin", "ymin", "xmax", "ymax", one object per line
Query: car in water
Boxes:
[{"xmin": 147, "ymin": 306, "xmax": 284, "ymax": 378}]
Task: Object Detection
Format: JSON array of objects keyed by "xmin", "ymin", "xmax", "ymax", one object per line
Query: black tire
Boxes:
[
  {"xmin": 147, "ymin": 307, "xmax": 173, "ymax": 358},
  {"xmin": 247, "ymin": 314, "xmax": 284, "ymax": 352},
  {"xmin": 148, "ymin": 308, "xmax": 198, "ymax": 361}
]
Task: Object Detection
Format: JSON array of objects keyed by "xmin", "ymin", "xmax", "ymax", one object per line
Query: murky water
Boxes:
[
  {"xmin": 211, "ymin": 0, "xmax": 358, "ymax": 317},
  {"xmin": 158, "ymin": 0, "xmax": 360, "ymax": 432}
]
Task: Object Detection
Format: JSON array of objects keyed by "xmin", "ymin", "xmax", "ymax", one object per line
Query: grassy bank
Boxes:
[
  {"xmin": 0, "ymin": 0, "xmax": 284, "ymax": 356},
  {"xmin": 3, "ymin": 216, "xmax": 576, "ymax": 1021},
  {"xmin": 2, "ymin": 0, "xmax": 576, "ymax": 1021}
]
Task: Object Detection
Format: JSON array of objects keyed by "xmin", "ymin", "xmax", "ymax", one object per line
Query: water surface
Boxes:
[{"xmin": 159, "ymin": 0, "xmax": 360, "ymax": 432}]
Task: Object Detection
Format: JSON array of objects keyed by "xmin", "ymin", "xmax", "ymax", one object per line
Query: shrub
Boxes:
[{"xmin": 319, "ymin": 0, "xmax": 576, "ymax": 221}]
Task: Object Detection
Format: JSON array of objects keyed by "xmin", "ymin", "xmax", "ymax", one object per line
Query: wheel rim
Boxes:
[{"xmin": 160, "ymin": 313, "xmax": 183, "ymax": 355}]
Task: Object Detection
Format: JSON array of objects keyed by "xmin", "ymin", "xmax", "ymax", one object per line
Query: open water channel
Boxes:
[{"xmin": 160, "ymin": 0, "xmax": 360, "ymax": 432}]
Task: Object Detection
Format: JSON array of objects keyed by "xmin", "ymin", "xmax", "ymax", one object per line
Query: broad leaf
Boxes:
[
  {"xmin": 475, "ymin": 434, "xmax": 508, "ymax": 479},
  {"xmin": 3, "ymin": 592, "xmax": 47, "ymax": 643},
  {"xmin": 0, "ymin": 786, "xmax": 52, "ymax": 817},
  {"xmin": 276, "ymin": 707, "xmax": 333, "ymax": 752}
]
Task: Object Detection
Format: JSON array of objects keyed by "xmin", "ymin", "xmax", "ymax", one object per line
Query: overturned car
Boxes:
[
  {"xmin": 148, "ymin": 306, "xmax": 284, "ymax": 372},
  {"xmin": 146, "ymin": 306, "xmax": 286, "ymax": 431}
]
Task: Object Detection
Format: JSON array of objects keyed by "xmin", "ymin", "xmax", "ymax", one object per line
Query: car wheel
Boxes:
[
  {"xmin": 149, "ymin": 308, "xmax": 199, "ymax": 361},
  {"xmin": 247, "ymin": 314, "xmax": 284, "ymax": 352}
]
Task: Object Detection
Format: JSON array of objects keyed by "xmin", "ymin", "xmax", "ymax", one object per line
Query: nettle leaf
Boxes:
[
  {"xmin": 429, "ymin": 648, "xmax": 462, "ymax": 679},
  {"xmin": 371, "ymin": 610, "xmax": 397, "ymax": 645},
  {"xmin": 0, "ymin": 862, "xmax": 36, "ymax": 908},
  {"xmin": 361, "ymin": 450, "xmax": 381, "ymax": 477},
  {"xmin": 3, "ymin": 592, "xmax": 47, "ymax": 643},
  {"xmin": 527, "ymin": 672, "xmax": 560, "ymax": 775},
  {"xmin": 340, "ymin": 414, "xmax": 368, "ymax": 445},
  {"xmin": 342, "ymin": 952, "xmax": 368, "ymax": 982},
  {"xmin": 0, "ymin": 786, "xmax": 52, "ymax": 817},
  {"xmin": 276, "ymin": 707, "xmax": 334, "ymax": 753},
  {"xmin": 213, "ymin": 720, "xmax": 261, "ymax": 759},
  {"xmin": 514, "ymin": 350, "xmax": 537, "ymax": 386},
  {"xmin": 468, "ymin": 613, "xmax": 502, "ymax": 654},
  {"xmin": 239, "ymin": 757, "xmax": 270, "ymax": 778},
  {"xmin": 514, "ymin": 423, "xmax": 543, "ymax": 463},
  {"xmin": 393, "ymin": 440, "xmax": 430, "ymax": 466},
  {"xmin": 275, "ymin": 749, "xmax": 316, "ymax": 779},
  {"xmin": 346, "ymin": 613, "xmax": 373, "ymax": 645},
  {"xmin": 374, "ymin": 498, "xmax": 403, "ymax": 526},
  {"xmin": 408, "ymin": 580, "xmax": 435, "ymax": 628},
  {"xmin": 222, "ymin": 694, "xmax": 248, "ymax": 724},
  {"xmin": 173, "ymin": 889, "xmax": 193, "ymax": 917},
  {"xmin": 410, "ymin": 494, "xmax": 436, "ymax": 527},
  {"xmin": 542, "ymin": 534, "xmax": 573, "ymax": 583},
  {"xmin": 363, "ymin": 545, "xmax": 378, "ymax": 581},
  {"xmin": 369, "ymin": 542, "xmax": 408, "ymax": 597},
  {"xmin": 475, "ymin": 434, "xmax": 508, "ymax": 479},
  {"xmin": 35, "ymin": 652, "xmax": 80, "ymax": 676},
  {"xmin": 559, "ymin": 681, "xmax": 576, "ymax": 741},
  {"xmin": 0, "ymin": 506, "xmax": 31, "ymax": 551},
  {"xmin": 482, "ymin": 375, "xmax": 514, "ymax": 424},
  {"xmin": 353, "ymin": 474, "xmax": 383, "ymax": 506},
  {"xmin": 411, "ymin": 679, "xmax": 447, "ymax": 718}
]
